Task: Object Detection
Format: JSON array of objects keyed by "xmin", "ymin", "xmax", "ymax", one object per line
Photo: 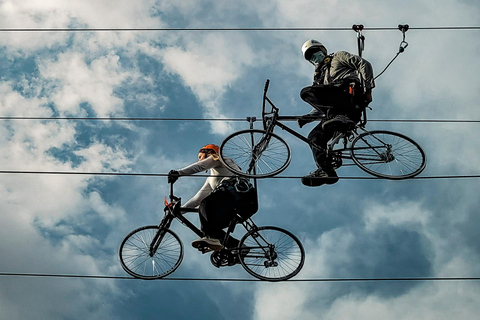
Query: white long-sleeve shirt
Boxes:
[{"xmin": 177, "ymin": 156, "xmax": 239, "ymax": 208}]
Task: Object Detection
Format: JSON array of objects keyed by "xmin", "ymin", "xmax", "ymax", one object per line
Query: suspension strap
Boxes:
[
  {"xmin": 352, "ymin": 24, "xmax": 365, "ymax": 57},
  {"xmin": 246, "ymin": 116, "xmax": 256, "ymax": 129},
  {"xmin": 374, "ymin": 24, "xmax": 409, "ymax": 80}
]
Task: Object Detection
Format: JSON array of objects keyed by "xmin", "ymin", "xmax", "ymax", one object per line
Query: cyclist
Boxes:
[
  {"xmin": 298, "ymin": 39, "xmax": 375, "ymax": 187},
  {"xmin": 168, "ymin": 144, "xmax": 242, "ymax": 251}
]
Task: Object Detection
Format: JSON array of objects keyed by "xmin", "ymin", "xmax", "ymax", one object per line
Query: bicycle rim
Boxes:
[
  {"xmin": 219, "ymin": 129, "xmax": 291, "ymax": 178},
  {"xmin": 119, "ymin": 226, "xmax": 183, "ymax": 279},
  {"xmin": 351, "ymin": 130, "xmax": 426, "ymax": 179},
  {"xmin": 238, "ymin": 226, "xmax": 305, "ymax": 281}
]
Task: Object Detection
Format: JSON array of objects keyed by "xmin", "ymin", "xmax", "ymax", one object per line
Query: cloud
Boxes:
[
  {"xmin": 1, "ymin": 1, "xmax": 480, "ymax": 319},
  {"xmin": 0, "ymin": 0, "xmax": 165, "ymax": 53},
  {"xmin": 0, "ymin": 59, "xmax": 133, "ymax": 319},
  {"xmin": 38, "ymin": 51, "xmax": 131, "ymax": 117},
  {"xmin": 159, "ymin": 33, "xmax": 258, "ymax": 134}
]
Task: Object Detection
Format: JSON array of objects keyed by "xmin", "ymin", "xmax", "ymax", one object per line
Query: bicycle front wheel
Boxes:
[
  {"xmin": 219, "ymin": 129, "xmax": 291, "ymax": 178},
  {"xmin": 119, "ymin": 226, "xmax": 183, "ymax": 280},
  {"xmin": 238, "ymin": 226, "xmax": 305, "ymax": 281},
  {"xmin": 351, "ymin": 130, "xmax": 426, "ymax": 179}
]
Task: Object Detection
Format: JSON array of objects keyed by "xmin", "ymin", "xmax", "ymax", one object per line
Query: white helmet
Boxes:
[{"xmin": 301, "ymin": 40, "xmax": 327, "ymax": 61}]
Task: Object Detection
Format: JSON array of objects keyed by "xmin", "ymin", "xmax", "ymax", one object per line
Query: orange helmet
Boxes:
[{"xmin": 199, "ymin": 144, "xmax": 219, "ymax": 154}]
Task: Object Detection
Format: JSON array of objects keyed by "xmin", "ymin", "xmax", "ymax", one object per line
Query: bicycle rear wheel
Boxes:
[
  {"xmin": 238, "ymin": 226, "xmax": 305, "ymax": 281},
  {"xmin": 219, "ymin": 129, "xmax": 291, "ymax": 178},
  {"xmin": 351, "ymin": 130, "xmax": 426, "ymax": 179},
  {"xmin": 119, "ymin": 226, "xmax": 183, "ymax": 280}
]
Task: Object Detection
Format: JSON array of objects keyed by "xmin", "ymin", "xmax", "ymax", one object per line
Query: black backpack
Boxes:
[{"xmin": 199, "ymin": 177, "xmax": 258, "ymax": 228}]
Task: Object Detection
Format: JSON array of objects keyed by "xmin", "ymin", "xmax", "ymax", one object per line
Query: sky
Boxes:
[{"xmin": 0, "ymin": 0, "xmax": 479, "ymax": 319}]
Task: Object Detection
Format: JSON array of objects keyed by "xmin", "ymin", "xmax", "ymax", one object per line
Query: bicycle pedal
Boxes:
[{"xmin": 198, "ymin": 246, "xmax": 214, "ymax": 254}]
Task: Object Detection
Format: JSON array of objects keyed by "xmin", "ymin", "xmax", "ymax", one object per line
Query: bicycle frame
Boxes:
[
  {"xmin": 120, "ymin": 181, "xmax": 306, "ymax": 281},
  {"xmin": 151, "ymin": 183, "xmax": 268, "ymax": 256},
  {"xmin": 261, "ymin": 79, "xmax": 369, "ymax": 164}
]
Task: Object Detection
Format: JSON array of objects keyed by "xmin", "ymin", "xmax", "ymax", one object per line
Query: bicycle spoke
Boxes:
[
  {"xmin": 220, "ymin": 130, "xmax": 291, "ymax": 178},
  {"xmin": 119, "ymin": 226, "xmax": 183, "ymax": 279},
  {"xmin": 351, "ymin": 131, "xmax": 426, "ymax": 179},
  {"xmin": 239, "ymin": 226, "xmax": 304, "ymax": 281}
]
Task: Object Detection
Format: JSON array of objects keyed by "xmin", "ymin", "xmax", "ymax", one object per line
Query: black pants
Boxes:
[
  {"xmin": 199, "ymin": 210, "xmax": 239, "ymax": 248},
  {"xmin": 301, "ymin": 85, "xmax": 363, "ymax": 170},
  {"xmin": 308, "ymin": 119, "xmax": 335, "ymax": 170}
]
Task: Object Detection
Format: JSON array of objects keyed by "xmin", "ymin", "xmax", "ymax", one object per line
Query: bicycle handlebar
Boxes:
[
  {"xmin": 264, "ymin": 79, "xmax": 270, "ymax": 95},
  {"xmin": 168, "ymin": 182, "xmax": 181, "ymax": 203}
]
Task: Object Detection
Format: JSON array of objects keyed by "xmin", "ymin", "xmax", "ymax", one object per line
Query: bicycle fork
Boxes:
[{"xmin": 149, "ymin": 213, "xmax": 174, "ymax": 257}]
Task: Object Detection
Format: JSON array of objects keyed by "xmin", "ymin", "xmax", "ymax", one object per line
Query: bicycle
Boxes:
[
  {"xmin": 119, "ymin": 181, "xmax": 305, "ymax": 281},
  {"xmin": 219, "ymin": 79, "xmax": 426, "ymax": 179}
]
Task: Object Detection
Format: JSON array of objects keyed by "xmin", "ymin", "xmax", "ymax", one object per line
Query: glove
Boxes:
[{"xmin": 168, "ymin": 170, "xmax": 179, "ymax": 184}]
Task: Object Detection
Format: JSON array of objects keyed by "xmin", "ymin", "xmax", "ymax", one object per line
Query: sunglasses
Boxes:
[{"xmin": 199, "ymin": 149, "xmax": 215, "ymax": 154}]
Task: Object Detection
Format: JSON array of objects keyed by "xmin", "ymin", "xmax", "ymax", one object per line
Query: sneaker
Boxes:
[
  {"xmin": 191, "ymin": 237, "xmax": 223, "ymax": 251},
  {"xmin": 301, "ymin": 168, "xmax": 339, "ymax": 187},
  {"xmin": 322, "ymin": 115, "xmax": 356, "ymax": 132}
]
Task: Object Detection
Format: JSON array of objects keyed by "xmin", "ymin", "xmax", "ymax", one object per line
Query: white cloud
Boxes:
[
  {"xmin": 363, "ymin": 200, "xmax": 430, "ymax": 231},
  {"xmin": 159, "ymin": 33, "xmax": 258, "ymax": 134},
  {"xmin": 1, "ymin": 1, "xmax": 480, "ymax": 319},
  {"xmin": 320, "ymin": 280, "xmax": 480, "ymax": 320},
  {"xmin": 38, "ymin": 51, "xmax": 130, "ymax": 117},
  {"xmin": 0, "ymin": 68, "xmax": 133, "ymax": 319},
  {"xmin": 0, "ymin": 0, "xmax": 165, "ymax": 53}
]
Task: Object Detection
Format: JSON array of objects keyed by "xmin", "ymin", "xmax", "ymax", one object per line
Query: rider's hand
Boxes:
[
  {"xmin": 168, "ymin": 170, "xmax": 179, "ymax": 184},
  {"xmin": 364, "ymin": 89, "xmax": 372, "ymax": 104}
]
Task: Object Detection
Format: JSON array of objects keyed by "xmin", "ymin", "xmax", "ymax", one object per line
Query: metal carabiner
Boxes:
[
  {"xmin": 399, "ymin": 40, "xmax": 409, "ymax": 53},
  {"xmin": 398, "ymin": 24, "xmax": 409, "ymax": 53}
]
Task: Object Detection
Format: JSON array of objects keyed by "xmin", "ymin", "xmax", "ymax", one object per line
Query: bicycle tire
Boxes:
[
  {"xmin": 351, "ymin": 130, "xmax": 426, "ymax": 179},
  {"xmin": 119, "ymin": 226, "xmax": 183, "ymax": 280},
  {"xmin": 219, "ymin": 129, "xmax": 291, "ymax": 178},
  {"xmin": 238, "ymin": 226, "xmax": 305, "ymax": 281}
]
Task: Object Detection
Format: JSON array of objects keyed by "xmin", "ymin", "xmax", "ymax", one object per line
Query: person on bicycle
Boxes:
[
  {"xmin": 168, "ymin": 144, "xmax": 242, "ymax": 251},
  {"xmin": 298, "ymin": 39, "xmax": 375, "ymax": 187}
]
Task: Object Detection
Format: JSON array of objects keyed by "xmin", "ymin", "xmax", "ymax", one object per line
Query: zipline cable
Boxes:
[
  {"xmin": 0, "ymin": 26, "xmax": 479, "ymax": 32},
  {"xmin": 1, "ymin": 116, "xmax": 479, "ymax": 123},
  {"xmin": 1, "ymin": 272, "xmax": 479, "ymax": 282},
  {"xmin": 0, "ymin": 170, "xmax": 479, "ymax": 180}
]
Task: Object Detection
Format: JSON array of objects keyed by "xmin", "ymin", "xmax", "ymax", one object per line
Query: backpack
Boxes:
[{"xmin": 199, "ymin": 177, "xmax": 258, "ymax": 228}]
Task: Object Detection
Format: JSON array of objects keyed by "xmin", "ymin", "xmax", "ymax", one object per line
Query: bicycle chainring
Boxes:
[
  {"xmin": 210, "ymin": 250, "xmax": 235, "ymax": 268},
  {"xmin": 328, "ymin": 152, "xmax": 343, "ymax": 169}
]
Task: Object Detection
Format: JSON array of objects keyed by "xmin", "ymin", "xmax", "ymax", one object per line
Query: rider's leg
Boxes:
[
  {"xmin": 297, "ymin": 107, "xmax": 326, "ymax": 128},
  {"xmin": 208, "ymin": 229, "xmax": 240, "ymax": 249},
  {"xmin": 307, "ymin": 121, "xmax": 333, "ymax": 168},
  {"xmin": 191, "ymin": 211, "xmax": 223, "ymax": 251},
  {"xmin": 302, "ymin": 122, "xmax": 339, "ymax": 187},
  {"xmin": 193, "ymin": 209, "xmax": 239, "ymax": 250}
]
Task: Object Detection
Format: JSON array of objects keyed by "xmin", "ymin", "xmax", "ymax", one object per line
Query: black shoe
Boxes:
[
  {"xmin": 301, "ymin": 168, "xmax": 339, "ymax": 187},
  {"xmin": 322, "ymin": 115, "xmax": 356, "ymax": 132}
]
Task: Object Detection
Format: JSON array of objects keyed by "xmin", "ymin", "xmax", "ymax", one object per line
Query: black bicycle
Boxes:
[
  {"xmin": 219, "ymin": 80, "xmax": 426, "ymax": 179},
  {"xmin": 119, "ymin": 181, "xmax": 305, "ymax": 281}
]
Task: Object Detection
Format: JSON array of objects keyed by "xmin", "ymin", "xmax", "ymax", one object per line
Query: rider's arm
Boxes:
[
  {"xmin": 176, "ymin": 156, "xmax": 224, "ymax": 209},
  {"xmin": 364, "ymin": 88, "xmax": 373, "ymax": 103},
  {"xmin": 176, "ymin": 156, "xmax": 220, "ymax": 176},
  {"xmin": 182, "ymin": 180, "xmax": 213, "ymax": 209}
]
